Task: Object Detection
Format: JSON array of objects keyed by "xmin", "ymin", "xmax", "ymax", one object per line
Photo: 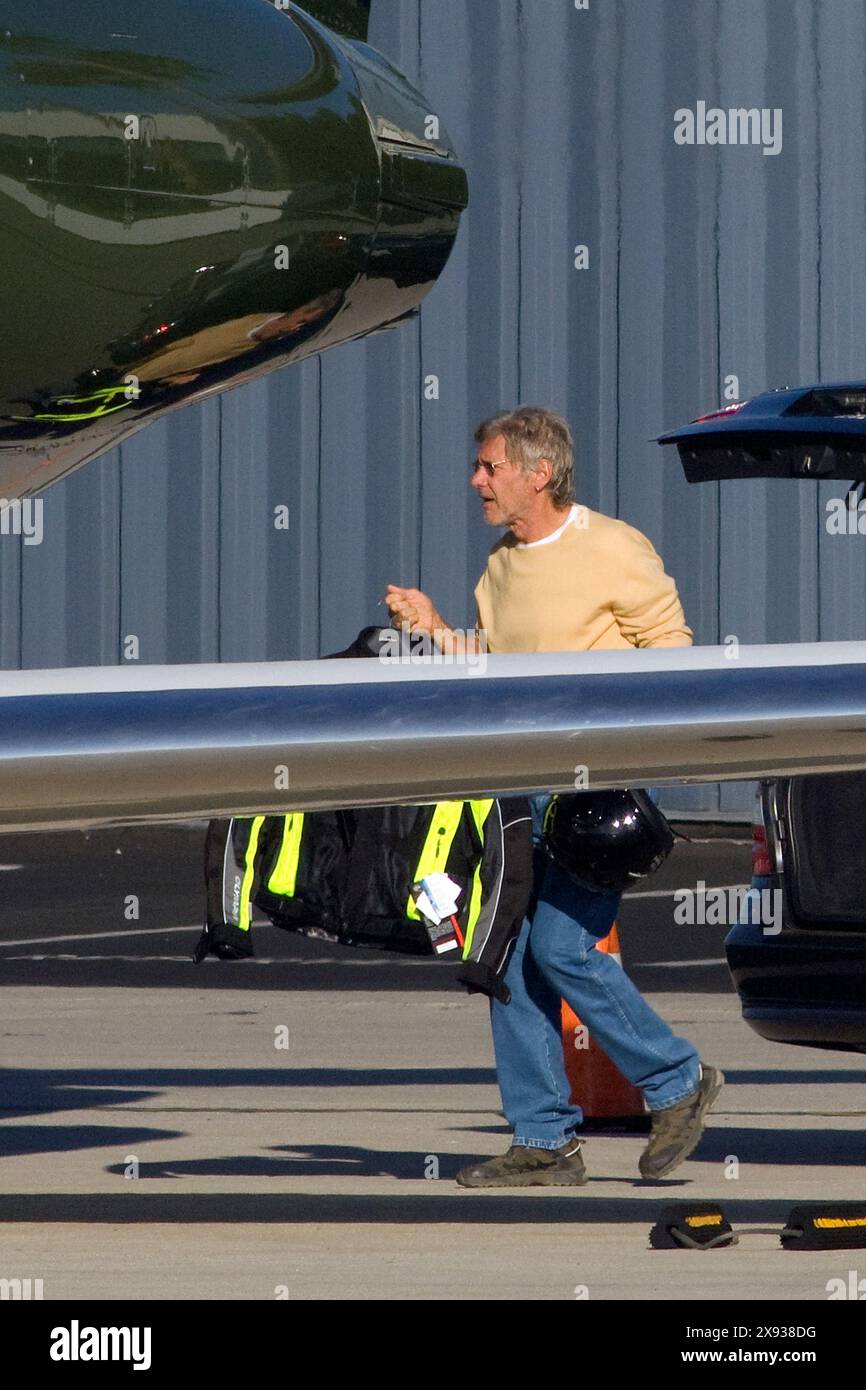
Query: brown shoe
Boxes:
[
  {"xmin": 456, "ymin": 1135, "xmax": 588, "ymax": 1188},
  {"xmin": 639, "ymin": 1064, "xmax": 724, "ymax": 1179}
]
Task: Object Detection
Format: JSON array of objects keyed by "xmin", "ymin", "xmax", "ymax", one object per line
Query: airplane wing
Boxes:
[{"xmin": 0, "ymin": 640, "xmax": 865, "ymax": 831}]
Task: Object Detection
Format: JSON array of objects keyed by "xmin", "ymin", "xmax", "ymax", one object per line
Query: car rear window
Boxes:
[{"xmin": 787, "ymin": 772, "xmax": 866, "ymax": 925}]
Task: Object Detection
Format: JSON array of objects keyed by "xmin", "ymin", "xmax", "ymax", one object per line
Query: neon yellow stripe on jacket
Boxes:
[
  {"xmin": 239, "ymin": 816, "xmax": 264, "ymax": 933},
  {"xmin": 406, "ymin": 802, "xmax": 465, "ymax": 920},
  {"xmin": 267, "ymin": 813, "xmax": 305, "ymax": 897}
]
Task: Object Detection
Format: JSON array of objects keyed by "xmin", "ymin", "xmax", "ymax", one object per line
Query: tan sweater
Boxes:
[{"xmin": 474, "ymin": 505, "xmax": 693, "ymax": 653}]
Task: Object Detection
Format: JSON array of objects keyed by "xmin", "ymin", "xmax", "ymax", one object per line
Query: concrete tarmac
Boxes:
[{"xmin": 2, "ymin": 980, "xmax": 865, "ymax": 1301}]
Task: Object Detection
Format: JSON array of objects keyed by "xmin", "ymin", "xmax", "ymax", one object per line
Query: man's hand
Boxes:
[
  {"xmin": 384, "ymin": 585, "xmax": 482, "ymax": 657},
  {"xmin": 384, "ymin": 585, "xmax": 444, "ymax": 636}
]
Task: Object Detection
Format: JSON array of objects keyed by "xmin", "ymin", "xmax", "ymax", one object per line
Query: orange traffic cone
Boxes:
[{"xmin": 560, "ymin": 922, "xmax": 648, "ymax": 1130}]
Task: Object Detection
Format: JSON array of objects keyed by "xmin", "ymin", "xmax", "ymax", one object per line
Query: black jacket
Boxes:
[{"xmin": 200, "ymin": 796, "xmax": 533, "ymax": 1002}]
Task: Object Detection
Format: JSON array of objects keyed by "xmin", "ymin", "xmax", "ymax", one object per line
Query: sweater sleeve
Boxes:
[{"xmin": 610, "ymin": 525, "xmax": 693, "ymax": 648}]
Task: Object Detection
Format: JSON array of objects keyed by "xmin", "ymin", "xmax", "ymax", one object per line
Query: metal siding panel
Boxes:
[
  {"xmin": 587, "ymin": 0, "xmax": 625, "ymax": 521},
  {"xmin": 660, "ymin": 0, "xmax": 721, "ymax": 665},
  {"xmin": 362, "ymin": 2, "xmax": 425, "ymax": 642},
  {"xmin": 816, "ymin": 0, "xmax": 866, "ymax": 641},
  {"xmin": 120, "ymin": 422, "xmax": 170, "ymax": 665},
  {"xmin": 618, "ymin": 1, "xmax": 668, "ymax": 546},
  {"xmin": 716, "ymin": 0, "xmax": 771, "ymax": 649},
  {"xmin": 415, "ymin": 0, "xmax": 476, "ymax": 629},
  {"xmin": 319, "ymin": 341, "xmax": 372, "ymax": 651},
  {"xmin": 657, "ymin": 0, "xmax": 723, "ymax": 814},
  {"xmin": 118, "ymin": 402, "xmax": 222, "ymax": 667},
  {"xmin": 713, "ymin": 1, "xmax": 772, "ymax": 814},
  {"xmin": 21, "ymin": 451, "xmax": 120, "ymax": 668},
  {"xmin": 219, "ymin": 377, "xmax": 277, "ymax": 661},
  {"xmin": 20, "ymin": 491, "xmax": 68, "ymax": 669},
  {"xmin": 518, "ymin": 0, "xmax": 581, "ymax": 420},
  {"xmin": 616, "ymin": 1, "xmax": 718, "ymax": 813},
  {"xmin": 82, "ymin": 454, "xmax": 122, "ymax": 666},
  {"xmin": 165, "ymin": 400, "xmax": 221, "ymax": 663},
  {"xmin": 646, "ymin": 0, "xmax": 722, "ymax": 813},
  {"xmin": 370, "ymin": 0, "xmax": 420, "ymax": 84},
  {"xmin": 0, "ymin": 528, "xmax": 21, "ymax": 667},
  {"xmin": 262, "ymin": 357, "xmax": 322, "ymax": 660},
  {"xmin": 220, "ymin": 362, "xmax": 322, "ymax": 662},
  {"xmin": 761, "ymin": 0, "xmax": 821, "ymax": 646},
  {"xmin": 363, "ymin": 325, "xmax": 422, "ymax": 638}
]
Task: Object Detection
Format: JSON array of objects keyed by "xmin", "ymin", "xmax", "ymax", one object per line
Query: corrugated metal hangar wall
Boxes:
[{"xmin": 3, "ymin": 0, "xmax": 866, "ymax": 815}]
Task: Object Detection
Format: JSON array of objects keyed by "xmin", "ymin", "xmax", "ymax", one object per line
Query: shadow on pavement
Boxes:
[
  {"xmin": 105, "ymin": 1145, "xmax": 485, "ymax": 1180},
  {"xmin": 723, "ymin": 1070, "xmax": 866, "ymax": 1085},
  {"xmin": 0, "ymin": 1066, "xmax": 497, "ymax": 1118},
  {"xmin": 0, "ymin": 1125, "xmax": 185, "ymax": 1157},
  {"xmin": 687, "ymin": 1126, "xmax": 866, "ymax": 1165},
  {"xmin": 0, "ymin": 1193, "xmax": 817, "ymax": 1225}
]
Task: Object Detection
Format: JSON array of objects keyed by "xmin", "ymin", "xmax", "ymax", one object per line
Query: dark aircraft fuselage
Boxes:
[{"xmin": 0, "ymin": 0, "xmax": 467, "ymax": 498}]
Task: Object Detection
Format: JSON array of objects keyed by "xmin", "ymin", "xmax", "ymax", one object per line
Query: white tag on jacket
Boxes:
[{"xmin": 414, "ymin": 872, "xmax": 462, "ymax": 925}]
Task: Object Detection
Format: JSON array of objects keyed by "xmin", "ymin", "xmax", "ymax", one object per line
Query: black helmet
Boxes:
[
  {"xmin": 542, "ymin": 789, "xmax": 674, "ymax": 894},
  {"xmin": 323, "ymin": 626, "xmax": 414, "ymax": 660}
]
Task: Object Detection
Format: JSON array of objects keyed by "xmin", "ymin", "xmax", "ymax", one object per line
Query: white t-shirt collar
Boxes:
[{"xmin": 513, "ymin": 504, "xmax": 580, "ymax": 549}]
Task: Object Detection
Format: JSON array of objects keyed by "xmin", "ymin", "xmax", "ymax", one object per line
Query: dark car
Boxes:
[
  {"xmin": 659, "ymin": 383, "xmax": 866, "ymax": 1054},
  {"xmin": 727, "ymin": 776, "xmax": 866, "ymax": 1053}
]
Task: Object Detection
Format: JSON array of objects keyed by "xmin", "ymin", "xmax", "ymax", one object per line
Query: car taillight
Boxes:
[
  {"xmin": 752, "ymin": 821, "xmax": 773, "ymax": 876},
  {"xmin": 692, "ymin": 401, "xmax": 749, "ymax": 423}
]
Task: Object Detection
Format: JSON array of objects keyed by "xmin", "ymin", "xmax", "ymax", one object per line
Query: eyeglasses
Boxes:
[{"xmin": 470, "ymin": 456, "xmax": 510, "ymax": 477}]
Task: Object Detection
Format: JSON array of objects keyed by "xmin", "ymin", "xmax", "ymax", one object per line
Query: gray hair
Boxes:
[{"xmin": 474, "ymin": 405, "xmax": 574, "ymax": 507}]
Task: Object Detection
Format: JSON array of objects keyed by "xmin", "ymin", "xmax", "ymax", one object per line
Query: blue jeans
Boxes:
[{"xmin": 490, "ymin": 794, "xmax": 700, "ymax": 1149}]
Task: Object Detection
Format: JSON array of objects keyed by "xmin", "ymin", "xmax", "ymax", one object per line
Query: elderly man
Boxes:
[{"xmin": 385, "ymin": 406, "xmax": 722, "ymax": 1185}]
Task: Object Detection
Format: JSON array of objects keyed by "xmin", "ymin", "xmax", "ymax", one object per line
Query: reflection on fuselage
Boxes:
[{"xmin": 0, "ymin": 0, "xmax": 467, "ymax": 498}]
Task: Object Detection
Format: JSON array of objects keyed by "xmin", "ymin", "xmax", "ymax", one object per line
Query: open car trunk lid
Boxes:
[{"xmin": 658, "ymin": 383, "xmax": 866, "ymax": 483}]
